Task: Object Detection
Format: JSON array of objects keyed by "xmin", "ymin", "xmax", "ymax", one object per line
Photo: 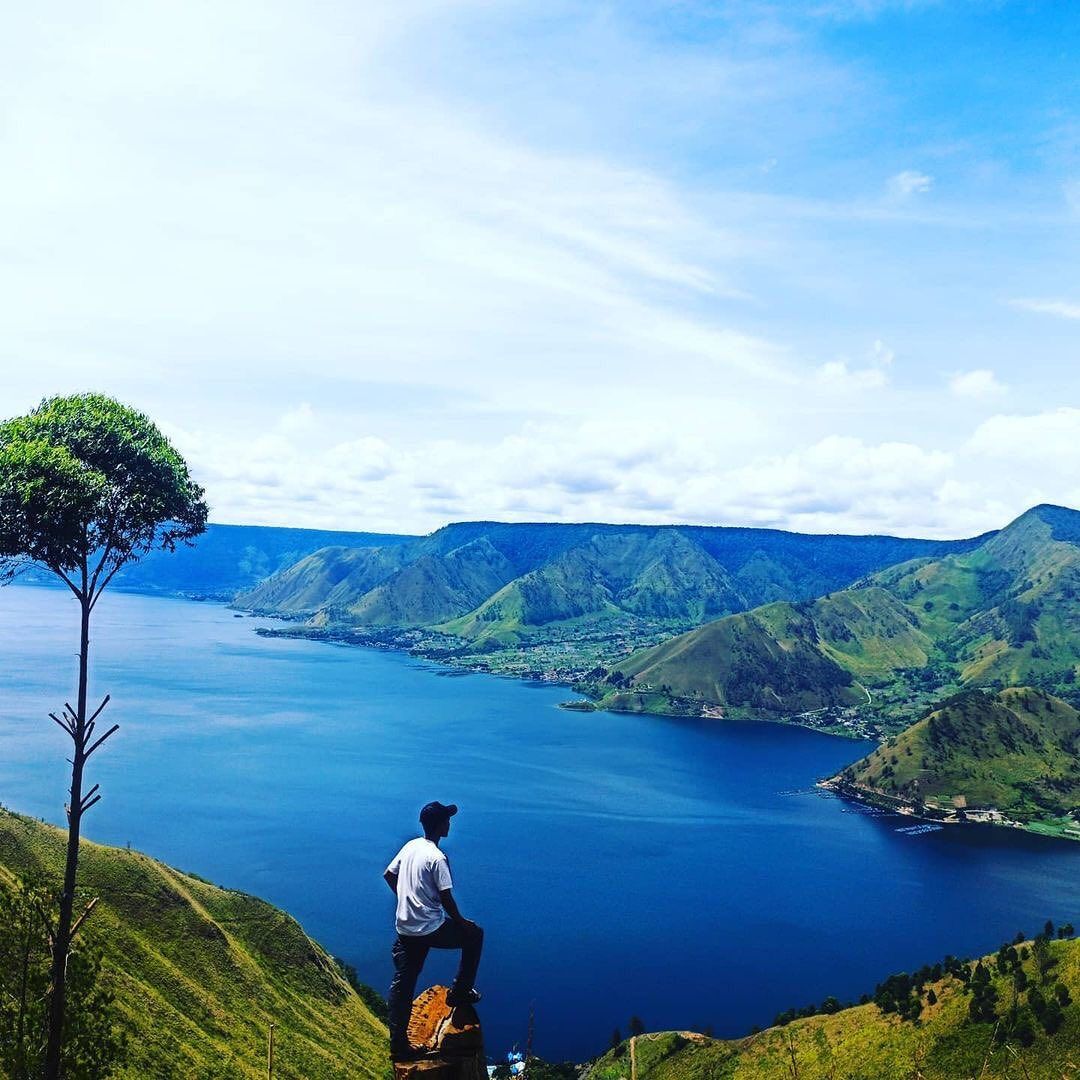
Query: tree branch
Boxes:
[
  {"xmin": 49, "ymin": 713, "xmax": 76, "ymax": 739},
  {"xmin": 89, "ymin": 560, "xmax": 126, "ymax": 610},
  {"xmin": 70, "ymin": 898, "xmax": 99, "ymax": 941},
  {"xmin": 47, "ymin": 565, "xmax": 83, "ymax": 601},
  {"xmin": 88, "ymin": 538, "xmax": 114, "ymax": 599},
  {"xmin": 84, "ymin": 724, "xmax": 119, "ymax": 759}
]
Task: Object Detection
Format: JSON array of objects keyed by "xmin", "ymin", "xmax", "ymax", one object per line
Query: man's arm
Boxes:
[
  {"xmin": 384, "ymin": 870, "xmax": 398, "ymax": 895},
  {"xmin": 439, "ymin": 888, "xmax": 477, "ymax": 929}
]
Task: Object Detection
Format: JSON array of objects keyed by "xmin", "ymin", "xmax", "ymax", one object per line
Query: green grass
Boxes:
[
  {"xmin": 0, "ymin": 810, "xmax": 388, "ymax": 1079},
  {"xmin": 586, "ymin": 937, "xmax": 1080, "ymax": 1080}
]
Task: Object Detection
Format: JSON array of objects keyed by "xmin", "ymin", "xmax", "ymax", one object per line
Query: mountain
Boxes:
[
  {"xmin": 585, "ymin": 931, "xmax": 1080, "ymax": 1080},
  {"xmin": 235, "ymin": 520, "xmax": 986, "ymax": 645},
  {"xmin": 612, "ymin": 587, "xmax": 931, "ymax": 714},
  {"xmin": 832, "ymin": 687, "xmax": 1080, "ymax": 829},
  {"xmin": 94, "ymin": 523, "xmax": 412, "ymax": 600},
  {"xmin": 605, "ymin": 505, "xmax": 1080, "ymax": 723},
  {"xmin": 351, "ymin": 537, "xmax": 518, "ymax": 626},
  {"xmin": 866, "ymin": 504, "xmax": 1080, "ymax": 688},
  {"xmin": 0, "ymin": 810, "xmax": 387, "ymax": 1079},
  {"xmin": 234, "ymin": 543, "xmax": 414, "ymax": 613}
]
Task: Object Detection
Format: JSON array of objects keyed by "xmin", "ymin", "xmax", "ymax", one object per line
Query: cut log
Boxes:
[{"xmin": 396, "ymin": 986, "xmax": 485, "ymax": 1080}]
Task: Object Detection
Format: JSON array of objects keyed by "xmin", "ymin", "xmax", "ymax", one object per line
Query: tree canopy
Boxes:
[{"xmin": 0, "ymin": 394, "xmax": 208, "ymax": 596}]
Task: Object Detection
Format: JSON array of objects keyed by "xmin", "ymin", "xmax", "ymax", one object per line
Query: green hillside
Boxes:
[
  {"xmin": 831, "ymin": 688, "xmax": 1080, "ymax": 833},
  {"xmin": 0, "ymin": 810, "xmax": 388, "ymax": 1079},
  {"xmin": 867, "ymin": 504, "xmax": 1080, "ymax": 690},
  {"xmin": 441, "ymin": 532, "xmax": 743, "ymax": 644},
  {"xmin": 602, "ymin": 506, "xmax": 1080, "ymax": 730},
  {"xmin": 607, "ymin": 587, "xmax": 932, "ymax": 716},
  {"xmin": 239, "ymin": 544, "xmax": 412, "ymax": 614},
  {"xmin": 235, "ymin": 520, "xmax": 984, "ymax": 654},
  {"xmin": 351, "ymin": 537, "xmax": 517, "ymax": 626},
  {"xmin": 586, "ymin": 933, "xmax": 1080, "ymax": 1078}
]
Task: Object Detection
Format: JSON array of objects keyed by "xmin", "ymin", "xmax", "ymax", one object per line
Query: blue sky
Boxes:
[{"xmin": 1, "ymin": 1, "xmax": 1077, "ymax": 536}]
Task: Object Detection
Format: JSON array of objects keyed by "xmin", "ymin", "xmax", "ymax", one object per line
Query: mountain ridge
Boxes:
[
  {"xmin": 235, "ymin": 519, "xmax": 990, "ymax": 647},
  {"xmin": 602, "ymin": 505, "xmax": 1080, "ymax": 729}
]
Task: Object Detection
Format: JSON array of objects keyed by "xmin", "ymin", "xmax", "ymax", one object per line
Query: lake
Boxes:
[{"xmin": 1, "ymin": 584, "xmax": 1078, "ymax": 1061}]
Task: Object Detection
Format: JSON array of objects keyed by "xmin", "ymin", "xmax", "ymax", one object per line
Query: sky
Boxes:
[{"xmin": 1, "ymin": 0, "xmax": 1078, "ymax": 538}]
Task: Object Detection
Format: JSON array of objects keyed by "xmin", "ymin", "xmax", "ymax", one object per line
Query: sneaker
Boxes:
[{"xmin": 446, "ymin": 986, "xmax": 482, "ymax": 1007}]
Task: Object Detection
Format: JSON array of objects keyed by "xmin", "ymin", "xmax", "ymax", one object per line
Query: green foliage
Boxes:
[
  {"xmin": 0, "ymin": 394, "xmax": 208, "ymax": 586},
  {"xmin": 0, "ymin": 878, "xmax": 125, "ymax": 1078},
  {"xmin": 526, "ymin": 1058, "xmax": 578, "ymax": 1080}
]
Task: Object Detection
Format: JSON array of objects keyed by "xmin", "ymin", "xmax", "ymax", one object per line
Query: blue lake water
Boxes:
[{"xmin": 1, "ymin": 584, "xmax": 1078, "ymax": 1061}]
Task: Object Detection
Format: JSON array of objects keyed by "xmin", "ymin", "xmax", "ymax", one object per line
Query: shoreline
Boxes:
[
  {"xmin": 249, "ymin": 619, "xmax": 878, "ymax": 741},
  {"xmin": 820, "ymin": 777, "xmax": 1080, "ymax": 844}
]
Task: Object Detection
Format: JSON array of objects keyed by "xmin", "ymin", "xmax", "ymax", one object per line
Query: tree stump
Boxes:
[{"xmin": 395, "ymin": 986, "xmax": 485, "ymax": 1080}]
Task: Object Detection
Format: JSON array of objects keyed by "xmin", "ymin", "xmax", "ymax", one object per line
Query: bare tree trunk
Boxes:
[{"xmin": 44, "ymin": 596, "xmax": 90, "ymax": 1080}]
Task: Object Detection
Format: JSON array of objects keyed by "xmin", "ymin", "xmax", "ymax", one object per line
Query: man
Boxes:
[{"xmin": 384, "ymin": 801, "xmax": 484, "ymax": 1061}]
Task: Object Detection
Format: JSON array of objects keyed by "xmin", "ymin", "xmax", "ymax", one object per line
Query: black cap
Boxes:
[{"xmin": 419, "ymin": 801, "xmax": 458, "ymax": 826}]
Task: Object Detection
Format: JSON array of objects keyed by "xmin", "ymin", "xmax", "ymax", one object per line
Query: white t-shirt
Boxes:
[{"xmin": 386, "ymin": 837, "xmax": 454, "ymax": 936}]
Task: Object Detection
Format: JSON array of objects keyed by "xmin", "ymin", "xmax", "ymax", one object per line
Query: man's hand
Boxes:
[
  {"xmin": 384, "ymin": 870, "xmax": 398, "ymax": 895},
  {"xmin": 439, "ymin": 888, "xmax": 473, "ymax": 927}
]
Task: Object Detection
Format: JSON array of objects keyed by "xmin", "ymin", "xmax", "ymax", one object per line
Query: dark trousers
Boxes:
[{"xmin": 387, "ymin": 920, "xmax": 484, "ymax": 1051}]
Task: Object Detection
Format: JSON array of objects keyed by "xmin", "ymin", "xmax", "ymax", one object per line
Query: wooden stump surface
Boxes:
[{"xmin": 395, "ymin": 986, "xmax": 485, "ymax": 1080}]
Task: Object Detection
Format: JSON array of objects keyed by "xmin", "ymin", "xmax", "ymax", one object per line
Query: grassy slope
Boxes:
[
  {"xmin": 0, "ymin": 810, "xmax": 388, "ymax": 1080},
  {"xmin": 607, "ymin": 505, "xmax": 1080, "ymax": 721},
  {"xmin": 587, "ymin": 938, "xmax": 1080, "ymax": 1080},
  {"xmin": 835, "ymin": 687, "xmax": 1080, "ymax": 823},
  {"xmin": 349, "ymin": 538, "xmax": 518, "ymax": 627},
  {"xmin": 441, "ymin": 533, "xmax": 743, "ymax": 644},
  {"xmin": 868, "ymin": 505, "xmax": 1080, "ymax": 689},
  {"xmin": 609, "ymin": 588, "xmax": 929, "ymax": 713},
  {"xmin": 236, "ymin": 544, "xmax": 411, "ymax": 614}
]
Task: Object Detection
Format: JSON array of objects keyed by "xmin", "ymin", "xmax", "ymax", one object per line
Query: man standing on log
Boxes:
[{"xmin": 384, "ymin": 801, "xmax": 484, "ymax": 1060}]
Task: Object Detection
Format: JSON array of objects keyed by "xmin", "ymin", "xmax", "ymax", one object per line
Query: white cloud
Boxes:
[
  {"xmin": 1010, "ymin": 298, "xmax": 1080, "ymax": 321},
  {"xmin": 279, "ymin": 403, "xmax": 316, "ymax": 433},
  {"xmin": 815, "ymin": 339, "xmax": 894, "ymax": 391},
  {"xmin": 949, "ymin": 369, "xmax": 1006, "ymax": 399},
  {"xmin": 966, "ymin": 408, "xmax": 1080, "ymax": 464},
  {"xmin": 887, "ymin": 170, "xmax": 933, "ymax": 198}
]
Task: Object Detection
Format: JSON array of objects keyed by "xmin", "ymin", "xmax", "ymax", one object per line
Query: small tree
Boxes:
[
  {"xmin": 628, "ymin": 1016, "xmax": 645, "ymax": 1037},
  {"xmin": 0, "ymin": 877, "xmax": 125, "ymax": 1077},
  {"xmin": 0, "ymin": 394, "xmax": 206, "ymax": 1079}
]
